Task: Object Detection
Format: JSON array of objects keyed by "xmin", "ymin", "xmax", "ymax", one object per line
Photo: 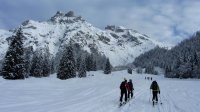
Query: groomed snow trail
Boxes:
[{"xmin": 0, "ymin": 70, "xmax": 200, "ymax": 112}]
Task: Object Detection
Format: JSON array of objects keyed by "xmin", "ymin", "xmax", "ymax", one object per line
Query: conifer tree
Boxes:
[
  {"xmin": 92, "ymin": 57, "xmax": 97, "ymax": 71},
  {"xmin": 128, "ymin": 68, "xmax": 132, "ymax": 74},
  {"xmin": 104, "ymin": 58, "xmax": 112, "ymax": 74},
  {"xmin": 30, "ymin": 50, "xmax": 43, "ymax": 77},
  {"xmin": 76, "ymin": 56, "xmax": 81, "ymax": 72},
  {"xmin": 42, "ymin": 47, "xmax": 51, "ymax": 77},
  {"xmin": 57, "ymin": 44, "xmax": 76, "ymax": 79},
  {"xmin": 24, "ymin": 46, "xmax": 33, "ymax": 78},
  {"xmin": 50, "ymin": 57, "xmax": 56, "ymax": 74},
  {"xmin": 192, "ymin": 52, "xmax": 199, "ymax": 78},
  {"xmin": 85, "ymin": 54, "xmax": 93, "ymax": 71},
  {"xmin": 78, "ymin": 58, "xmax": 86, "ymax": 78},
  {"xmin": 2, "ymin": 28, "xmax": 25, "ymax": 79}
]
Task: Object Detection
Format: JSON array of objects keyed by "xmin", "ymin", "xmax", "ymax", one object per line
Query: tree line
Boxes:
[
  {"xmin": 134, "ymin": 31, "xmax": 200, "ymax": 79},
  {"xmin": 0, "ymin": 28, "xmax": 112, "ymax": 80}
]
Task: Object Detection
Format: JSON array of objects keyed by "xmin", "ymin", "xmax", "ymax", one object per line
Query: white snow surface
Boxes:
[
  {"xmin": 0, "ymin": 70, "xmax": 199, "ymax": 112},
  {"xmin": 0, "ymin": 11, "xmax": 169, "ymax": 66}
]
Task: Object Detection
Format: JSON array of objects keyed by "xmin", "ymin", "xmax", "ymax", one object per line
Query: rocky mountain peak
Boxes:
[
  {"xmin": 49, "ymin": 10, "xmax": 83, "ymax": 24},
  {"xmin": 55, "ymin": 11, "xmax": 64, "ymax": 17},
  {"xmin": 105, "ymin": 25, "xmax": 131, "ymax": 33},
  {"xmin": 65, "ymin": 11, "xmax": 75, "ymax": 17}
]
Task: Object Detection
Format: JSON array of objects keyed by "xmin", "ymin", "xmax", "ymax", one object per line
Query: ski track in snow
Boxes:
[{"xmin": 0, "ymin": 70, "xmax": 200, "ymax": 112}]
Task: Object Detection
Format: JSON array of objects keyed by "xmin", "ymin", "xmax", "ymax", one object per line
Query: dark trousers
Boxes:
[
  {"xmin": 152, "ymin": 91, "xmax": 158, "ymax": 102},
  {"xmin": 120, "ymin": 91, "xmax": 127, "ymax": 102},
  {"xmin": 128, "ymin": 90, "xmax": 133, "ymax": 99}
]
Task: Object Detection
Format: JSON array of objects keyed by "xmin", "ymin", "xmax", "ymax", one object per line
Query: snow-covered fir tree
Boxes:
[
  {"xmin": 76, "ymin": 56, "xmax": 82, "ymax": 72},
  {"xmin": 54, "ymin": 42, "xmax": 107, "ymax": 73},
  {"xmin": 92, "ymin": 57, "xmax": 97, "ymax": 71},
  {"xmin": 85, "ymin": 54, "xmax": 93, "ymax": 71},
  {"xmin": 1, "ymin": 28, "xmax": 25, "ymax": 80},
  {"xmin": 145, "ymin": 65, "xmax": 156, "ymax": 74},
  {"xmin": 96, "ymin": 54, "xmax": 107, "ymax": 70},
  {"xmin": 30, "ymin": 49, "xmax": 43, "ymax": 77},
  {"xmin": 57, "ymin": 44, "xmax": 76, "ymax": 79},
  {"xmin": 85, "ymin": 54, "xmax": 97, "ymax": 71},
  {"xmin": 104, "ymin": 58, "xmax": 112, "ymax": 74},
  {"xmin": 133, "ymin": 31, "xmax": 200, "ymax": 79},
  {"xmin": 29, "ymin": 47, "xmax": 51, "ymax": 78},
  {"xmin": 78, "ymin": 57, "xmax": 86, "ymax": 78},
  {"xmin": 24, "ymin": 46, "xmax": 33, "ymax": 78},
  {"xmin": 127, "ymin": 68, "xmax": 132, "ymax": 74},
  {"xmin": 192, "ymin": 52, "xmax": 200, "ymax": 78},
  {"xmin": 42, "ymin": 46, "xmax": 51, "ymax": 77},
  {"xmin": 50, "ymin": 56, "xmax": 56, "ymax": 74}
]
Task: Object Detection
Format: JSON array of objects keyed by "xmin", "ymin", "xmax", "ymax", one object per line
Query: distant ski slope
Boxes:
[{"xmin": 0, "ymin": 70, "xmax": 199, "ymax": 112}]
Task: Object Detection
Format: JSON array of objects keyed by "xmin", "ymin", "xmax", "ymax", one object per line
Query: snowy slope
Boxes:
[
  {"xmin": 0, "ymin": 70, "xmax": 199, "ymax": 112},
  {"xmin": 0, "ymin": 29, "xmax": 12, "ymax": 59},
  {"xmin": 0, "ymin": 11, "xmax": 166, "ymax": 66}
]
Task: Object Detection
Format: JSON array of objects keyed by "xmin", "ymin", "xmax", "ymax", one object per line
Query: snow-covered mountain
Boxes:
[
  {"xmin": 0, "ymin": 11, "xmax": 165, "ymax": 66},
  {"xmin": 0, "ymin": 29, "xmax": 12, "ymax": 59}
]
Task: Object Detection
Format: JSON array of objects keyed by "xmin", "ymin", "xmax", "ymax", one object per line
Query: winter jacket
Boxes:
[
  {"xmin": 127, "ymin": 82, "xmax": 134, "ymax": 91},
  {"xmin": 120, "ymin": 81, "xmax": 128, "ymax": 92},
  {"xmin": 150, "ymin": 81, "xmax": 160, "ymax": 93}
]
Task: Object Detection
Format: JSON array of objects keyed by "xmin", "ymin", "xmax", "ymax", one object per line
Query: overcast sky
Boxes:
[{"xmin": 0, "ymin": 0, "xmax": 200, "ymax": 46}]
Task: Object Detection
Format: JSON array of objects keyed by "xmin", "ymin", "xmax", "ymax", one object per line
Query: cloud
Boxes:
[{"xmin": 0, "ymin": 0, "xmax": 200, "ymax": 46}]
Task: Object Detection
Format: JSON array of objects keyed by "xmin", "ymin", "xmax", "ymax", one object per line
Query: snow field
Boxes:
[{"xmin": 0, "ymin": 70, "xmax": 200, "ymax": 112}]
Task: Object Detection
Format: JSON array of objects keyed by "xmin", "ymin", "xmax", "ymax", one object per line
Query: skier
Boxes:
[
  {"xmin": 127, "ymin": 79, "xmax": 134, "ymax": 99},
  {"xmin": 120, "ymin": 79, "xmax": 128, "ymax": 104},
  {"xmin": 151, "ymin": 77, "xmax": 152, "ymax": 80},
  {"xmin": 150, "ymin": 80, "xmax": 160, "ymax": 105}
]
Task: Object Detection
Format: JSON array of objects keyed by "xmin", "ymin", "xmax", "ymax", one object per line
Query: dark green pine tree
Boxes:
[
  {"xmin": 50, "ymin": 57, "xmax": 56, "ymax": 74},
  {"xmin": 104, "ymin": 58, "xmax": 112, "ymax": 74},
  {"xmin": 85, "ymin": 54, "xmax": 93, "ymax": 71},
  {"xmin": 92, "ymin": 56, "xmax": 97, "ymax": 71},
  {"xmin": 192, "ymin": 52, "xmax": 199, "ymax": 78},
  {"xmin": 24, "ymin": 46, "xmax": 33, "ymax": 78},
  {"xmin": 57, "ymin": 45, "xmax": 76, "ymax": 79},
  {"xmin": 1, "ymin": 28, "xmax": 25, "ymax": 79},
  {"xmin": 30, "ymin": 50, "xmax": 43, "ymax": 77},
  {"xmin": 76, "ymin": 56, "xmax": 82, "ymax": 72},
  {"xmin": 78, "ymin": 58, "xmax": 86, "ymax": 78},
  {"xmin": 127, "ymin": 68, "xmax": 132, "ymax": 74},
  {"xmin": 42, "ymin": 47, "xmax": 51, "ymax": 77}
]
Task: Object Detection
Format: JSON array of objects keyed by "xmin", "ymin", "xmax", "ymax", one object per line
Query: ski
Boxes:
[
  {"xmin": 119, "ymin": 98, "xmax": 133, "ymax": 108},
  {"xmin": 152, "ymin": 101, "xmax": 159, "ymax": 107},
  {"xmin": 152, "ymin": 101, "xmax": 162, "ymax": 107},
  {"xmin": 119, "ymin": 102, "xmax": 126, "ymax": 107}
]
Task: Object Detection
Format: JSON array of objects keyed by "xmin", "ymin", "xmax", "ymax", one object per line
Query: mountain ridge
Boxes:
[{"xmin": 0, "ymin": 11, "xmax": 166, "ymax": 66}]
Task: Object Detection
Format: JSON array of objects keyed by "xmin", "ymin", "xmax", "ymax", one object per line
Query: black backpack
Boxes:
[
  {"xmin": 120, "ymin": 82, "xmax": 124, "ymax": 89},
  {"xmin": 151, "ymin": 81, "xmax": 158, "ymax": 90}
]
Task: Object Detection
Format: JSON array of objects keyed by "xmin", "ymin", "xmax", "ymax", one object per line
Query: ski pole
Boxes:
[
  {"xmin": 159, "ymin": 94, "xmax": 162, "ymax": 104},
  {"xmin": 149, "ymin": 89, "xmax": 151, "ymax": 102}
]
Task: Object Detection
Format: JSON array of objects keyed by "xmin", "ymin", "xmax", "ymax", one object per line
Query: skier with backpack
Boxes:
[
  {"xmin": 119, "ymin": 79, "xmax": 128, "ymax": 105},
  {"xmin": 150, "ymin": 80, "xmax": 160, "ymax": 105},
  {"xmin": 127, "ymin": 79, "xmax": 134, "ymax": 99}
]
